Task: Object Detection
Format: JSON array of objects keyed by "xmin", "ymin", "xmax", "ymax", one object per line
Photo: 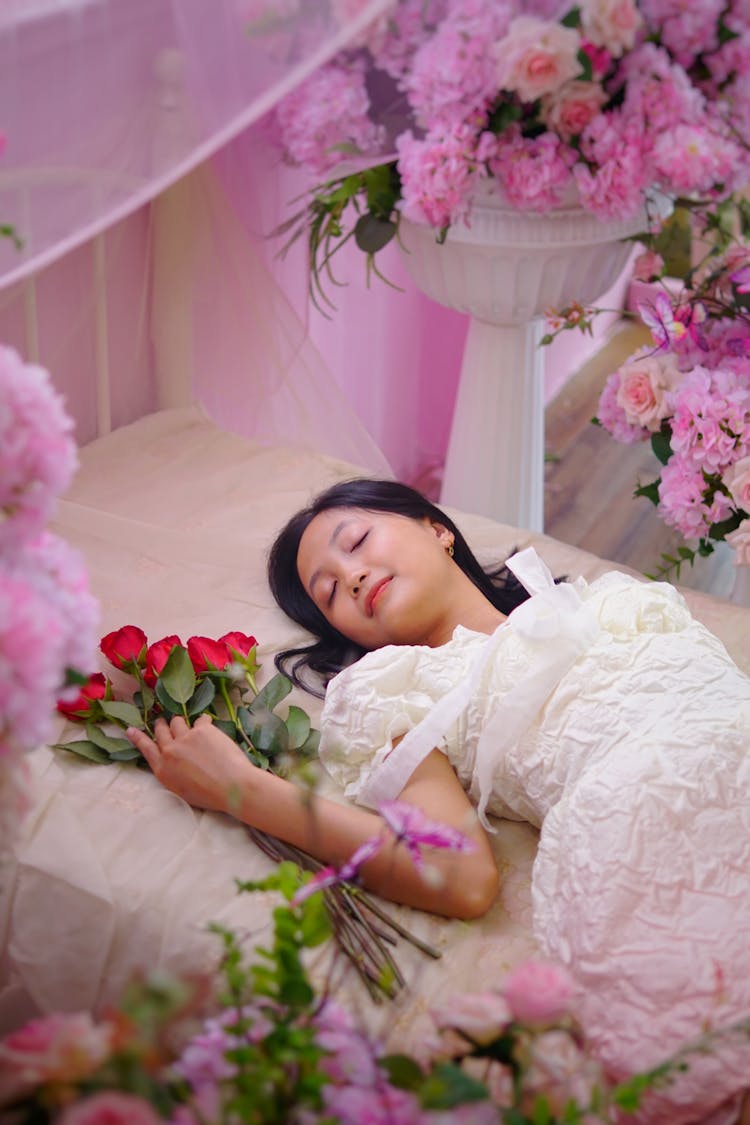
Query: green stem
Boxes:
[{"xmin": 220, "ymin": 679, "xmax": 238, "ymax": 723}]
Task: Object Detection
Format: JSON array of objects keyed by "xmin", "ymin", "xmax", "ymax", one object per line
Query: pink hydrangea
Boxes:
[
  {"xmin": 502, "ymin": 959, "xmax": 576, "ymax": 1024},
  {"xmin": 597, "ymin": 369, "xmax": 648, "ymax": 444},
  {"xmin": 396, "ymin": 123, "xmax": 492, "ymax": 228},
  {"xmin": 488, "ymin": 127, "xmax": 575, "ymax": 211},
  {"xmin": 19, "ymin": 532, "xmax": 99, "ymax": 677},
  {"xmin": 274, "ymin": 60, "xmax": 385, "ymax": 176},
  {"xmin": 657, "ymin": 455, "xmax": 726, "ymax": 539},
  {"xmin": 639, "ymin": 0, "xmax": 724, "ymax": 68},
  {"xmin": 573, "ymin": 145, "xmax": 646, "ymax": 220},
  {"xmin": 323, "ymin": 1081, "xmax": 425, "ymax": 1124},
  {"xmin": 175, "ymin": 1005, "xmax": 274, "ymax": 1091},
  {"xmin": 651, "ymin": 123, "xmax": 739, "ymax": 197},
  {"xmin": 405, "ymin": 4, "xmax": 511, "ymax": 129},
  {"xmin": 494, "ymin": 15, "xmax": 582, "ymax": 103},
  {"xmin": 670, "ymin": 366, "xmax": 750, "ymax": 473},
  {"xmin": 369, "ymin": 0, "xmax": 449, "ymax": 80},
  {"xmin": 0, "ymin": 346, "xmax": 78, "ymax": 554},
  {"xmin": 578, "ymin": 0, "xmax": 643, "ymax": 58}
]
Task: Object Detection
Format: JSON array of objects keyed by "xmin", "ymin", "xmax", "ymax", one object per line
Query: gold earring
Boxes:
[{"xmin": 447, "ymin": 542, "xmax": 454, "ymax": 557}]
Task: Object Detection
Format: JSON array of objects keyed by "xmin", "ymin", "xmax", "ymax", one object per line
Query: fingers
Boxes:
[
  {"xmin": 126, "ymin": 726, "xmax": 160, "ymax": 770},
  {"xmin": 194, "ymin": 713, "xmax": 213, "ymax": 727}
]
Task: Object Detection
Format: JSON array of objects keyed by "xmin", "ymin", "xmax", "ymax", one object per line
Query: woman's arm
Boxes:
[{"xmin": 126, "ymin": 716, "xmax": 499, "ymax": 919}]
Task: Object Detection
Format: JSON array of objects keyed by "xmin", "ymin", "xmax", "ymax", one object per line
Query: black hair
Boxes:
[{"xmin": 267, "ymin": 477, "xmax": 531, "ymax": 697}]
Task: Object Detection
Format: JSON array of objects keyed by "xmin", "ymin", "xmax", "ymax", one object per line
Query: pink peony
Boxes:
[
  {"xmin": 0, "ymin": 1012, "xmax": 112, "ymax": 1089},
  {"xmin": 657, "ymin": 456, "xmax": 716, "ymax": 539},
  {"xmin": 502, "ymin": 958, "xmax": 576, "ymax": 1024},
  {"xmin": 494, "ymin": 16, "xmax": 581, "ymax": 103},
  {"xmin": 726, "ymin": 518, "xmax": 750, "ymax": 565},
  {"xmin": 489, "ymin": 127, "xmax": 575, "ymax": 211},
  {"xmin": 396, "ymin": 123, "xmax": 492, "ymax": 229},
  {"xmin": 431, "ymin": 991, "xmax": 512, "ymax": 1046},
  {"xmin": 57, "ymin": 1092, "xmax": 163, "ymax": 1125},
  {"xmin": 579, "ymin": 0, "xmax": 643, "ymax": 57},
  {"xmin": 615, "ymin": 350, "xmax": 679, "ymax": 431}
]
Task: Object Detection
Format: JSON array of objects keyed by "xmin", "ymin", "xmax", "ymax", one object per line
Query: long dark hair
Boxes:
[{"xmin": 267, "ymin": 478, "xmax": 531, "ymax": 697}]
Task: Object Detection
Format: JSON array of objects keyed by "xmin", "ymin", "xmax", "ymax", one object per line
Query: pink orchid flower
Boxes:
[
  {"xmin": 378, "ymin": 799, "xmax": 477, "ymax": 873},
  {"xmin": 731, "ymin": 265, "xmax": 750, "ymax": 294},
  {"xmin": 291, "ymin": 836, "xmax": 384, "ymax": 905}
]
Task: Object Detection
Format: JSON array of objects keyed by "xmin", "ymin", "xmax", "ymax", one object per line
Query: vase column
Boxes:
[{"xmin": 398, "ymin": 188, "xmax": 662, "ymax": 531}]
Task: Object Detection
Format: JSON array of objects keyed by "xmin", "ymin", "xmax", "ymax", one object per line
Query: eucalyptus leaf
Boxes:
[
  {"xmin": 284, "ymin": 706, "xmax": 311, "ymax": 751},
  {"xmin": 249, "ymin": 673, "xmax": 292, "ymax": 714},
  {"xmin": 85, "ymin": 723, "xmax": 136, "ymax": 755},
  {"xmin": 186, "ymin": 677, "xmax": 215, "ymax": 716},
  {"xmin": 52, "ymin": 740, "xmax": 111, "ymax": 764},
  {"xmin": 99, "ymin": 700, "xmax": 144, "ymax": 728},
  {"xmin": 159, "ymin": 646, "xmax": 196, "ymax": 704}
]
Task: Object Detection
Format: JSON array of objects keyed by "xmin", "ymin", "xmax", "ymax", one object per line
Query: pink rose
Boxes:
[
  {"xmin": 726, "ymin": 519, "xmax": 750, "ymax": 566},
  {"xmin": 0, "ymin": 1012, "xmax": 112, "ymax": 1091},
  {"xmin": 57, "ymin": 1091, "xmax": 163, "ymax": 1125},
  {"xmin": 724, "ymin": 457, "xmax": 750, "ymax": 512},
  {"xmin": 502, "ymin": 959, "xmax": 576, "ymax": 1024},
  {"xmin": 542, "ymin": 80, "xmax": 607, "ymax": 142},
  {"xmin": 431, "ymin": 991, "xmax": 512, "ymax": 1048},
  {"xmin": 632, "ymin": 249, "xmax": 664, "ymax": 282},
  {"xmin": 579, "ymin": 0, "xmax": 642, "ymax": 57},
  {"xmin": 521, "ymin": 1029, "xmax": 604, "ymax": 1116},
  {"xmin": 495, "ymin": 17, "xmax": 581, "ymax": 103},
  {"xmin": 615, "ymin": 351, "xmax": 679, "ymax": 431}
]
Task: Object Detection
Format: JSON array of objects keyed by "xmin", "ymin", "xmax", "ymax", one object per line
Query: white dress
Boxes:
[{"xmin": 319, "ymin": 550, "xmax": 750, "ymax": 1124}]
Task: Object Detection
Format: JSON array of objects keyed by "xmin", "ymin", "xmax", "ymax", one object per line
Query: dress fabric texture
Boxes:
[{"xmin": 319, "ymin": 550, "xmax": 750, "ymax": 1124}]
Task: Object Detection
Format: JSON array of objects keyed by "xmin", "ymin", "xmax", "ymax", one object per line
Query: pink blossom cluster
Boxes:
[
  {"xmin": 274, "ymin": 58, "xmax": 385, "ymax": 175},
  {"xmin": 597, "ymin": 264, "xmax": 750, "ymax": 554},
  {"xmin": 276, "ymin": 0, "xmax": 750, "ymax": 231},
  {"xmin": 396, "ymin": 123, "xmax": 495, "ymax": 229},
  {"xmin": 0, "ymin": 346, "xmax": 98, "ymax": 846}
]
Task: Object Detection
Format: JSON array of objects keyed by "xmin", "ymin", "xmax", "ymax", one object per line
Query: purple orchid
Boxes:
[
  {"xmin": 291, "ymin": 836, "xmax": 384, "ymax": 905},
  {"xmin": 378, "ymin": 800, "xmax": 477, "ymax": 873}
]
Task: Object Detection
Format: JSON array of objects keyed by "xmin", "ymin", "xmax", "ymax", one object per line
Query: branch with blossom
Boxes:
[{"xmin": 271, "ymin": 0, "xmax": 750, "ymax": 309}]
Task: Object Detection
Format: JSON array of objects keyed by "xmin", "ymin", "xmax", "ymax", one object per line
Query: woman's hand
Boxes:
[{"xmin": 126, "ymin": 715, "xmax": 255, "ymax": 814}]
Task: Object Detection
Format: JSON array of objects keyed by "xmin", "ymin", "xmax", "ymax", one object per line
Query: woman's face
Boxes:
[{"xmin": 296, "ymin": 507, "xmax": 456, "ymax": 650}]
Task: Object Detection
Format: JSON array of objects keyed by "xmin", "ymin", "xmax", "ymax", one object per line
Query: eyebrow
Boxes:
[{"xmin": 307, "ymin": 518, "xmax": 352, "ymax": 597}]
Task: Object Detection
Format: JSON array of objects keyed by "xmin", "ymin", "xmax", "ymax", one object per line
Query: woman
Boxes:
[{"xmin": 127, "ymin": 479, "xmax": 750, "ymax": 1123}]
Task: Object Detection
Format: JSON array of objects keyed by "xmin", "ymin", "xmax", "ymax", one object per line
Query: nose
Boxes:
[{"xmin": 349, "ymin": 570, "xmax": 368, "ymax": 597}]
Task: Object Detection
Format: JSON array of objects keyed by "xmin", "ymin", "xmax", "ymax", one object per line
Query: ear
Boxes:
[{"xmin": 425, "ymin": 520, "xmax": 453, "ymax": 549}]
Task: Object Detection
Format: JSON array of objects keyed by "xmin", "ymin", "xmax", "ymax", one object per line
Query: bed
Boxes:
[{"xmin": 2, "ymin": 402, "xmax": 748, "ymax": 1050}]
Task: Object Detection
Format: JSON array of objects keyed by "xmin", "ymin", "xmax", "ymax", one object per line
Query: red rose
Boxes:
[
  {"xmin": 218, "ymin": 632, "xmax": 257, "ymax": 660},
  {"xmin": 144, "ymin": 635, "xmax": 182, "ymax": 687},
  {"xmin": 100, "ymin": 625, "xmax": 147, "ymax": 671},
  {"xmin": 186, "ymin": 635, "xmax": 231, "ymax": 674},
  {"xmin": 56, "ymin": 673, "xmax": 107, "ymax": 721}
]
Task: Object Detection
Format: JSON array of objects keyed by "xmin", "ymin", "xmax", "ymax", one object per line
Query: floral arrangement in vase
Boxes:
[
  {"xmin": 592, "ymin": 228, "xmax": 750, "ymax": 580},
  {"xmin": 0, "ymin": 344, "xmax": 99, "ymax": 852},
  {"xmin": 272, "ymin": 0, "xmax": 750, "ymax": 303}
]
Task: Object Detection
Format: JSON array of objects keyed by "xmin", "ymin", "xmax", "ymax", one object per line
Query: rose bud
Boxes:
[
  {"xmin": 100, "ymin": 626, "xmax": 147, "ymax": 672},
  {"xmin": 143, "ymin": 635, "xmax": 183, "ymax": 687},
  {"xmin": 57, "ymin": 673, "xmax": 108, "ymax": 720}
]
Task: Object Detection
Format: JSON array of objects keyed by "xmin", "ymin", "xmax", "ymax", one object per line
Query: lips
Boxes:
[{"xmin": 366, "ymin": 577, "xmax": 392, "ymax": 616}]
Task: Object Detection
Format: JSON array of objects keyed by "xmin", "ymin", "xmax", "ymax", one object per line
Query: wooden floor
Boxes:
[{"xmin": 543, "ymin": 321, "xmax": 736, "ymax": 599}]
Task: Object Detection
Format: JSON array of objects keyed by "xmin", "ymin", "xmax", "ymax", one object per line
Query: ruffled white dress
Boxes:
[{"xmin": 319, "ymin": 550, "xmax": 750, "ymax": 1124}]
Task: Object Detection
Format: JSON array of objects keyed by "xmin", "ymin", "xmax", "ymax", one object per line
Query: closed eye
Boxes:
[
  {"xmin": 327, "ymin": 580, "xmax": 337, "ymax": 607},
  {"xmin": 351, "ymin": 531, "xmax": 368, "ymax": 551}
]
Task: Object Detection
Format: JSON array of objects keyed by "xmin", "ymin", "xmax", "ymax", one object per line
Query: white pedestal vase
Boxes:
[{"xmin": 398, "ymin": 188, "xmax": 656, "ymax": 530}]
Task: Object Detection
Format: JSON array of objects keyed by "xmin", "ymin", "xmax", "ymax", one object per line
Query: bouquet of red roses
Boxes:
[{"xmin": 56, "ymin": 625, "xmax": 319, "ymax": 773}]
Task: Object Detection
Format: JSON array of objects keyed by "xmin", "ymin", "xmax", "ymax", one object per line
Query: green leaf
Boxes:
[
  {"xmin": 531, "ymin": 1095, "xmax": 553, "ymax": 1125},
  {"xmin": 284, "ymin": 706, "xmax": 311, "ymax": 751},
  {"xmin": 249, "ymin": 672, "xmax": 292, "ymax": 714},
  {"xmin": 354, "ymin": 212, "xmax": 397, "ymax": 254},
  {"xmin": 539, "ymin": 333, "xmax": 554, "ymax": 346},
  {"xmin": 186, "ymin": 677, "xmax": 215, "ymax": 716},
  {"xmin": 159, "ymin": 646, "xmax": 196, "ymax": 705},
  {"xmin": 134, "ymin": 685, "xmax": 155, "ymax": 712},
  {"xmin": 85, "ymin": 723, "xmax": 136, "ymax": 755},
  {"xmin": 108, "ymin": 746, "xmax": 144, "ymax": 762},
  {"xmin": 299, "ymin": 728, "xmax": 321, "ymax": 757},
  {"xmin": 52, "ymin": 739, "xmax": 111, "ymax": 764},
  {"xmin": 213, "ymin": 718, "xmax": 239, "ymax": 741},
  {"xmin": 634, "ymin": 479, "xmax": 660, "ymax": 506},
  {"xmin": 419, "ymin": 1062, "xmax": 488, "ymax": 1110},
  {"xmin": 380, "ymin": 1055, "xmax": 424, "ymax": 1091},
  {"xmin": 99, "ymin": 700, "xmax": 144, "ymax": 728},
  {"xmin": 239, "ymin": 707, "xmax": 289, "ymax": 757},
  {"xmin": 560, "ymin": 6, "xmax": 581, "ymax": 27},
  {"xmin": 650, "ymin": 429, "xmax": 672, "ymax": 466},
  {"xmin": 154, "ymin": 679, "xmax": 180, "ymax": 716},
  {"xmin": 298, "ymin": 894, "xmax": 332, "ymax": 948},
  {"xmin": 576, "ymin": 45, "xmax": 592, "ymax": 81}
]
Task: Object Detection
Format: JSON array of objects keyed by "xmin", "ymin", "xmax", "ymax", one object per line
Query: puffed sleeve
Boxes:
[{"xmin": 318, "ymin": 645, "xmax": 444, "ymax": 806}]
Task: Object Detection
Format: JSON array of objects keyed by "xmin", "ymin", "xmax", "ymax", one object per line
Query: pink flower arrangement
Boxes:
[
  {"xmin": 0, "ymin": 345, "xmax": 98, "ymax": 847},
  {"xmin": 593, "ymin": 239, "xmax": 750, "ymax": 575},
  {"xmin": 273, "ymin": 0, "xmax": 750, "ymax": 291}
]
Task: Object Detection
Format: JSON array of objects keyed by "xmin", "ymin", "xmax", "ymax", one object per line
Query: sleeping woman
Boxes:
[{"xmin": 126, "ymin": 478, "xmax": 750, "ymax": 1124}]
